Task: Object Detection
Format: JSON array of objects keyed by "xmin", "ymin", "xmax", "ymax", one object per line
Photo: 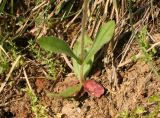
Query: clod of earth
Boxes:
[{"xmin": 83, "ymin": 80, "xmax": 104, "ymax": 97}]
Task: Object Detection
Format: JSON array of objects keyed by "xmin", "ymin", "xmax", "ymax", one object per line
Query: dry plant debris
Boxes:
[{"xmin": 0, "ymin": 0, "xmax": 160, "ymax": 117}]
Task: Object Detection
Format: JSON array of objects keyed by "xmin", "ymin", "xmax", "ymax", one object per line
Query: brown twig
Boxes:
[
  {"xmin": 0, "ymin": 55, "xmax": 21, "ymax": 93},
  {"xmin": 118, "ymin": 42, "xmax": 160, "ymax": 68}
]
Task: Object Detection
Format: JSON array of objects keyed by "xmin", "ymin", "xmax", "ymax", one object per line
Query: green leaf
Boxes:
[
  {"xmin": 72, "ymin": 34, "xmax": 94, "ymax": 79},
  {"xmin": 84, "ymin": 20, "xmax": 115, "ymax": 64},
  {"xmin": 148, "ymin": 95, "xmax": 160, "ymax": 103},
  {"xmin": 38, "ymin": 36, "xmax": 80, "ymax": 63},
  {"xmin": 0, "ymin": 0, "xmax": 7, "ymax": 13},
  {"xmin": 135, "ymin": 106, "xmax": 146, "ymax": 114},
  {"xmin": 47, "ymin": 84, "xmax": 82, "ymax": 98},
  {"xmin": 119, "ymin": 110, "xmax": 129, "ymax": 118}
]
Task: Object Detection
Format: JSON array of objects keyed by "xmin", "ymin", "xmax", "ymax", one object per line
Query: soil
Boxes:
[
  {"xmin": 0, "ymin": 0, "xmax": 160, "ymax": 118},
  {"xmin": 1, "ymin": 44, "xmax": 160, "ymax": 118}
]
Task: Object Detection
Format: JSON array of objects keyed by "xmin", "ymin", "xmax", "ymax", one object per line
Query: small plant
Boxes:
[
  {"xmin": 138, "ymin": 26, "xmax": 160, "ymax": 79},
  {"xmin": 118, "ymin": 106, "xmax": 146, "ymax": 118},
  {"xmin": 118, "ymin": 95, "xmax": 160, "ymax": 118},
  {"xmin": 147, "ymin": 95, "xmax": 160, "ymax": 118},
  {"xmin": 26, "ymin": 88, "xmax": 49, "ymax": 118},
  {"xmin": 0, "ymin": 46, "xmax": 9, "ymax": 75},
  {"xmin": 28, "ymin": 40, "xmax": 61, "ymax": 80},
  {"xmin": 38, "ymin": 1, "xmax": 115, "ymax": 97}
]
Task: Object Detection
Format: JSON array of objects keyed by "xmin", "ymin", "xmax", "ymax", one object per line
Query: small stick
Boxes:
[
  {"xmin": 118, "ymin": 42, "xmax": 160, "ymax": 68},
  {"xmin": 62, "ymin": 54, "xmax": 73, "ymax": 70},
  {"xmin": 0, "ymin": 45, "xmax": 10, "ymax": 59},
  {"xmin": 0, "ymin": 55, "xmax": 21, "ymax": 93},
  {"xmin": 65, "ymin": 9, "xmax": 82, "ymax": 30},
  {"xmin": 118, "ymin": 52, "xmax": 141, "ymax": 68},
  {"xmin": 23, "ymin": 68, "xmax": 33, "ymax": 92},
  {"xmin": 32, "ymin": 1, "xmax": 48, "ymax": 12}
]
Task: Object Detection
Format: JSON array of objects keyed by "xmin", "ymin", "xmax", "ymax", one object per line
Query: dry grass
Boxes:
[{"xmin": 0, "ymin": 0, "xmax": 160, "ymax": 117}]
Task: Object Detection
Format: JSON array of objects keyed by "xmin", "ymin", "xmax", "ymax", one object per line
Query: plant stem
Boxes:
[
  {"xmin": 11, "ymin": 0, "xmax": 13, "ymax": 15},
  {"xmin": 80, "ymin": 0, "xmax": 88, "ymax": 84},
  {"xmin": 129, "ymin": 0, "xmax": 133, "ymax": 31}
]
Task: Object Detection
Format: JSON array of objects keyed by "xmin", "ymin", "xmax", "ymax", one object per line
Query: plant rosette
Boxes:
[{"xmin": 38, "ymin": 20, "xmax": 115, "ymax": 98}]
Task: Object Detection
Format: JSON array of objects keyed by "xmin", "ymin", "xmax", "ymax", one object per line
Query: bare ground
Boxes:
[{"xmin": 0, "ymin": 0, "xmax": 160, "ymax": 118}]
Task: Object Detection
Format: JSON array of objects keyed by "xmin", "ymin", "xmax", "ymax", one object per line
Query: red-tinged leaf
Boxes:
[{"xmin": 83, "ymin": 80, "xmax": 104, "ymax": 97}]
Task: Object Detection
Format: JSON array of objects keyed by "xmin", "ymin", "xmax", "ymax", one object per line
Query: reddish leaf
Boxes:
[{"xmin": 83, "ymin": 80, "xmax": 104, "ymax": 97}]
